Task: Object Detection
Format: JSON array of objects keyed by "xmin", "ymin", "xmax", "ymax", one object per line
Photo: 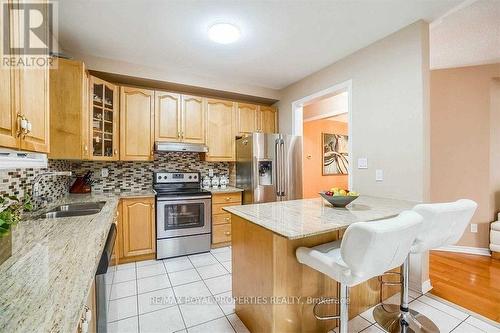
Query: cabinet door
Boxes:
[
  {"xmin": 182, "ymin": 95, "xmax": 205, "ymax": 144},
  {"xmin": 90, "ymin": 76, "xmax": 119, "ymax": 160},
  {"xmin": 205, "ymin": 99, "xmax": 235, "ymax": 161},
  {"xmin": 155, "ymin": 91, "xmax": 180, "ymax": 142},
  {"xmin": 0, "ymin": 67, "xmax": 18, "ymax": 149},
  {"xmin": 120, "ymin": 86, "xmax": 154, "ymax": 161},
  {"xmin": 236, "ymin": 103, "xmax": 258, "ymax": 136},
  {"xmin": 121, "ymin": 198, "xmax": 156, "ymax": 258},
  {"xmin": 258, "ymin": 106, "xmax": 278, "ymax": 134}
]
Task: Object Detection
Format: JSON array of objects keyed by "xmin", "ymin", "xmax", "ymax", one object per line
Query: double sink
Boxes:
[{"xmin": 37, "ymin": 201, "xmax": 106, "ymax": 219}]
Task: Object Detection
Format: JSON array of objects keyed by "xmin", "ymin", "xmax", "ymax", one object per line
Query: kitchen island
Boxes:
[{"xmin": 224, "ymin": 195, "xmax": 416, "ymax": 333}]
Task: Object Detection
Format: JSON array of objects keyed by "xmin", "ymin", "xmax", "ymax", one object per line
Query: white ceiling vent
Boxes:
[{"xmin": 0, "ymin": 148, "xmax": 48, "ymax": 170}]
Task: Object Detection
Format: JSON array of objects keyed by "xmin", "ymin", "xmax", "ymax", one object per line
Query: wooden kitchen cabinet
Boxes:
[
  {"xmin": 120, "ymin": 197, "xmax": 156, "ymax": 262},
  {"xmin": 211, "ymin": 192, "xmax": 242, "ymax": 247},
  {"xmin": 236, "ymin": 102, "xmax": 258, "ymax": 136},
  {"xmin": 155, "ymin": 92, "xmax": 205, "ymax": 144},
  {"xmin": 205, "ymin": 98, "xmax": 235, "ymax": 161},
  {"xmin": 258, "ymin": 105, "xmax": 278, "ymax": 133},
  {"xmin": 120, "ymin": 86, "xmax": 154, "ymax": 161},
  {"xmin": 0, "ymin": 67, "xmax": 17, "ymax": 149}
]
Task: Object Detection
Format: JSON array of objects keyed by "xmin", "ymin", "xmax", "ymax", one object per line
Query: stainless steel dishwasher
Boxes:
[{"xmin": 95, "ymin": 223, "xmax": 116, "ymax": 333}]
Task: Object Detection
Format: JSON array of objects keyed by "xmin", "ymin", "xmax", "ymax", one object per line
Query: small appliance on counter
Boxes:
[
  {"xmin": 219, "ymin": 174, "xmax": 229, "ymax": 189},
  {"xmin": 202, "ymin": 176, "xmax": 211, "ymax": 189},
  {"xmin": 70, "ymin": 171, "xmax": 93, "ymax": 194},
  {"xmin": 211, "ymin": 175, "xmax": 219, "ymax": 188}
]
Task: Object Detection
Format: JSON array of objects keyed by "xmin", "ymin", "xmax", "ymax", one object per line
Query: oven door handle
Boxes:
[{"xmin": 157, "ymin": 195, "xmax": 212, "ymax": 201}]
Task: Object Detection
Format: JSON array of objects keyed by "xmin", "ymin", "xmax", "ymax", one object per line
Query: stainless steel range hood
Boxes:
[{"xmin": 155, "ymin": 142, "xmax": 209, "ymax": 153}]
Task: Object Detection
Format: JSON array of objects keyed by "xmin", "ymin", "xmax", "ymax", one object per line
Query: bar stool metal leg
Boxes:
[
  {"xmin": 311, "ymin": 283, "xmax": 350, "ymax": 333},
  {"xmin": 373, "ymin": 257, "xmax": 439, "ymax": 333}
]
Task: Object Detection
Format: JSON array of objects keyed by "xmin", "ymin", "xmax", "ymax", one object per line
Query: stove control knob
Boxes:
[
  {"xmin": 158, "ymin": 176, "xmax": 162, "ymax": 180},
  {"xmin": 193, "ymin": 175, "xmax": 197, "ymax": 180},
  {"xmin": 188, "ymin": 176, "xmax": 192, "ymax": 179}
]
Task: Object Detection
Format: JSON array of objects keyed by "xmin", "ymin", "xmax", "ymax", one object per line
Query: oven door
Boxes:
[{"xmin": 157, "ymin": 196, "xmax": 211, "ymax": 238}]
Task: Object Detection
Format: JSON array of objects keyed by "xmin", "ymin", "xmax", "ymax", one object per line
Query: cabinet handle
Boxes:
[
  {"xmin": 16, "ymin": 114, "xmax": 28, "ymax": 137},
  {"xmin": 177, "ymin": 131, "xmax": 181, "ymax": 138},
  {"xmin": 225, "ymin": 197, "xmax": 231, "ymax": 201},
  {"xmin": 84, "ymin": 144, "xmax": 88, "ymax": 152},
  {"xmin": 224, "ymin": 217, "xmax": 230, "ymax": 221},
  {"xmin": 114, "ymin": 149, "xmax": 117, "ymax": 155},
  {"xmin": 224, "ymin": 231, "xmax": 231, "ymax": 236}
]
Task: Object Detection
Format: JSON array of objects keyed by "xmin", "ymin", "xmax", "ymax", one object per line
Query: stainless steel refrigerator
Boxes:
[{"xmin": 236, "ymin": 133, "xmax": 302, "ymax": 204}]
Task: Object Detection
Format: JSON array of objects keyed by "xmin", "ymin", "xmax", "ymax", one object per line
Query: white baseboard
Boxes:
[
  {"xmin": 409, "ymin": 279, "xmax": 433, "ymax": 294},
  {"xmin": 435, "ymin": 245, "xmax": 491, "ymax": 256},
  {"xmin": 421, "ymin": 279, "xmax": 433, "ymax": 294}
]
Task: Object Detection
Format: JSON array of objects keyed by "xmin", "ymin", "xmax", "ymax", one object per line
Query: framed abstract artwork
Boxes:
[{"xmin": 322, "ymin": 132, "xmax": 349, "ymax": 175}]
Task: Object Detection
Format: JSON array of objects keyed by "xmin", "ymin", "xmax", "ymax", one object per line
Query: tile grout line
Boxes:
[
  {"xmin": 162, "ymin": 259, "xmax": 189, "ymax": 332},
  {"xmin": 449, "ymin": 315, "xmax": 471, "ymax": 333}
]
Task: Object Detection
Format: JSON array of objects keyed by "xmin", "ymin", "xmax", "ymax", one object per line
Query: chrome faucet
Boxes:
[{"xmin": 31, "ymin": 171, "xmax": 72, "ymax": 207}]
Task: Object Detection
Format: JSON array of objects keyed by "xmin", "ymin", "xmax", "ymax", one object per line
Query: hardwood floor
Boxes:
[{"xmin": 429, "ymin": 250, "xmax": 500, "ymax": 322}]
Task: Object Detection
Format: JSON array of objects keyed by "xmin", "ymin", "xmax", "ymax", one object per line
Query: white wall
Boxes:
[
  {"xmin": 303, "ymin": 91, "xmax": 348, "ymax": 121},
  {"xmin": 277, "ymin": 20, "xmax": 430, "ymax": 202}
]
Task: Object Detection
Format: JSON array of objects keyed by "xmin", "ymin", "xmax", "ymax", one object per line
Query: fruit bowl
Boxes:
[{"xmin": 319, "ymin": 192, "xmax": 359, "ymax": 208}]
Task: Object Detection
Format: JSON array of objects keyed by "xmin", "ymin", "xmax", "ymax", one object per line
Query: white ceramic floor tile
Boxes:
[
  {"xmin": 138, "ymin": 287, "xmax": 176, "ymax": 314},
  {"xmin": 361, "ymin": 324, "xmax": 385, "ymax": 333},
  {"xmin": 173, "ymin": 281, "xmax": 211, "ymax": 299},
  {"xmin": 212, "ymin": 251, "xmax": 231, "ymax": 262},
  {"xmin": 227, "ymin": 314, "xmax": 250, "ymax": 333},
  {"xmin": 465, "ymin": 316, "xmax": 500, "ymax": 333},
  {"xmin": 204, "ymin": 274, "xmax": 232, "ymax": 295},
  {"xmin": 116, "ymin": 262, "xmax": 136, "ymax": 271},
  {"xmin": 107, "ymin": 316, "xmax": 139, "ymax": 333},
  {"xmin": 417, "ymin": 295, "xmax": 468, "ymax": 321},
  {"xmin": 197, "ymin": 263, "xmax": 228, "ymax": 279},
  {"xmin": 179, "ymin": 297, "xmax": 225, "ymax": 327},
  {"xmin": 113, "ymin": 268, "xmax": 136, "ymax": 283},
  {"xmin": 110, "ymin": 280, "xmax": 137, "ymax": 300},
  {"xmin": 188, "ymin": 253, "xmax": 218, "ymax": 267},
  {"xmin": 164, "ymin": 257, "xmax": 194, "ymax": 273},
  {"xmin": 210, "ymin": 246, "xmax": 231, "ymax": 254},
  {"xmin": 408, "ymin": 289, "xmax": 422, "ymax": 299},
  {"xmin": 137, "ymin": 274, "xmax": 171, "ymax": 294},
  {"xmin": 139, "ymin": 306, "xmax": 185, "ymax": 333},
  {"xmin": 359, "ymin": 304, "xmax": 377, "ymax": 324},
  {"xmin": 108, "ymin": 295, "xmax": 138, "ymax": 322},
  {"xmin": 333, "ymin": 315, "xmax": 371, "ymax": 333},
  {"xmin": 187, "ymin": 316, "xmax": 235, "ymax": 333},
  {"xmin": 452, "ymin": 322, "xmax": 484, "ymax": 333},
  {"xmin": 136, "ymin": 259, "xmax": 161, "ymax": 267},
  {"xmin": 169, "ymin": 268, "xmax": 201, "ymax": 286},
  {"xmin": 221, "ymin": 260, "xmax": 232, "ymax": 273},
  {"xmin": 136, "ymin": 263, "xmax": 166, "ymax": 279},
  {"xmin": 214, "ymin": 291, "xmax": 234, "ymax": 315},
  {"xmin": 409, "ymin": 299, "xmax": 462, "ymax": 332}
]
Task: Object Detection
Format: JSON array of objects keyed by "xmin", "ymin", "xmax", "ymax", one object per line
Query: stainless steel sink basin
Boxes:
[{"xmin": 36, "ymin": 201, "xmax": 106, "ymax": 219}]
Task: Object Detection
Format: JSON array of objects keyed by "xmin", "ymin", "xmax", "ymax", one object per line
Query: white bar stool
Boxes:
[
  {"xmin": 296, "ymin": 211, "xmax": 423, "ymax": 333},
  {"xmin": 373, "ymin": 199, "xmax": 477, "ymax": 333}
]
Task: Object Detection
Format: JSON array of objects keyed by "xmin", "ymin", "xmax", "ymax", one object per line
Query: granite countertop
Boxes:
[
  {"xmin": 208, "ymin": 186, "xmax": 244, "ymax": 194},
  {"xmin": 223, "ymin": 195, "xmax": 417, "ymax": 240},
  {"xmin": 0, "ymin": 190, "xmax": 155, "ymax": 333}
]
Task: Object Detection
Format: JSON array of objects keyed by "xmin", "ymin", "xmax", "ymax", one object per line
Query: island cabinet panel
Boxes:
[
  {"xmin": 120, "ymin": 197, "xmax": 156, "ymax": 262},
  {"xmin": 155, "ymin": 91, "xmax": 181, "ymax": 142},
  {"xmin": 211, "ymin": 192, "xmax": 241, "ymax": 247},
  {"xmin": 231, "ymin": 215, "xmax": 400, "ymax": 333},
  {"xmin": 120, "ymin": 86, "xmax": 155, "ymax": 161},
  {"xmin": 205, "ymin": 98, "xmax": 235, "ymax": 161}
]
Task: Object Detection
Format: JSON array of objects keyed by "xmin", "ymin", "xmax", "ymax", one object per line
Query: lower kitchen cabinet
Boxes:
[
  {"xmin": 118, "ymin": 197, "xmax": 156, "ymax": 263},
  {"xmin": 211, "ymin": 192, "xmax": 242, "ymax": 247}
]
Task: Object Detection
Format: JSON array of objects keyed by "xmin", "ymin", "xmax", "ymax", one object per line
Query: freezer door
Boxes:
[
  {"xmin": 281, "ymin": 135, "xmax": 303, "ymax": 201},
  {"xmin": 252, "ymin": 133, "xmax": 280, "ymax": 204}
]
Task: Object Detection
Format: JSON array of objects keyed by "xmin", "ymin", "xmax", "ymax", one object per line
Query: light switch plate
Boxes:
[
  {"xmin": 357, "ymin": 158, "xmax": 368, "ymax": 169},
  {"xmin": 470, "ymin": 224, "xmax": 478, "ymax": 233},
  {"xmin": 375, "ymin": 169, "xmax": 383, "ymax": 181},
  {"xmin": 101, "ymin": 168, "xmax": 109, "ymax": 178}
]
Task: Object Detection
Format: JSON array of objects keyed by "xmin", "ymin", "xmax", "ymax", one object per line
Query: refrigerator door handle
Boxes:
[
  {"xmin": 275, "ymin": 139, "xmax": 281, "ymax": 197},
  {"xmin": 280, "ymin": 139, "xmax": 286, "ymax": 197}
]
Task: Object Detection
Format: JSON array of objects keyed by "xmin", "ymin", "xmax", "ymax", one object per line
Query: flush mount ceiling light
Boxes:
[{"xmin": 208, "ymin": 23, "xmax": 241, "ymax": 44}]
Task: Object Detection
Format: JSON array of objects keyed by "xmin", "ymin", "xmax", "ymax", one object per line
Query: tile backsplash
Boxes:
[{"xmin": 70, "ymin": 152, "xmax": 232, "ymax": 193}]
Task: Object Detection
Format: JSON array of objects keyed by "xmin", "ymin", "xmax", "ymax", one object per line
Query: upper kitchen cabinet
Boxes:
[
  {"xmin": 155, "ymin": 92, "xmax": 205, "ymax": 144},
  {"xmin": 91, "ymin": 76, "xmax": 119, "ymax": 160},
  {"xmin": 236, "ymin": 103, "xmax": 258, "ymax": 136},
  {"xmin": 0, "ymin": 67, "xmax": 17, "ymax": 149},
  {"xmin": 258, "ymin": 106, "xmax": 278, "ymax": 133},
  {"xmin": 120, "ymin": 86, "xmax": 154, "ymax": 161},
  {"xmin": 205, "ymin": 98, "xmax": 235, "ymax": 161},
  {"xmin": 49, "ymin": 58, "xmax": 89, "ymax": 159}
]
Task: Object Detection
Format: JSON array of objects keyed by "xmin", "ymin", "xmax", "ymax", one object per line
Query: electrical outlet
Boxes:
[
  {"xmin": 375, "ymin": 169, "xmax": 383, "ymax": 181},
  {"xmin": 101, "ymin": 168, "xmax": 109, "ymax": 178},
  {"xmin": 470, "ymin": 224, "xmax": 478, "ymax": 233},
  {"xmin": 357, "ymin": 158, "xmax": 368, "ymax": 169}
]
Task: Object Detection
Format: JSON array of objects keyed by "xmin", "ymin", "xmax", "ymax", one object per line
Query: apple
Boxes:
[{"xmin": 325, "ymin": 191, "xmax": 333, "ymax": 196}]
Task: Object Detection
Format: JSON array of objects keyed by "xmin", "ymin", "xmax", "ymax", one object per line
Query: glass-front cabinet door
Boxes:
[{"xmin": 89, "ymin": 76, "xmax": 119, "ymax": 160}]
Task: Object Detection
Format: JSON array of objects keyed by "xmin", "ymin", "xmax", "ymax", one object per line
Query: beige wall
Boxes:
[
  {"xmin": 303, "ymin": 92, "xmax": 348, "ymax": 121},
  {"xmin": 277, "ymin": 21, "xmax": 431, "ymax": 202},
  {"xmin": 430, "ymin": 64, "xmax": 500, "ymax": 248},
  {"xmin": 303, "ymin": 119, "xmax": 349, "ymax": 199}
]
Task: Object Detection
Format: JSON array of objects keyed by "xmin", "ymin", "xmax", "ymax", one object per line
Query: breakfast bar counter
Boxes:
[{"xmin": 224, "ymin": 195, "xmax": 417, "ymax": 333}]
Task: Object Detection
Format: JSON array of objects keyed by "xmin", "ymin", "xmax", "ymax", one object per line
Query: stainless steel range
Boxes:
[{"xmin": 154, "ymin": 171, "xmax": 212, "ymax": 259}]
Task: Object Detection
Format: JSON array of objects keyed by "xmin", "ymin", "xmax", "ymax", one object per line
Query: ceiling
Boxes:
[
  {"xmin": 57, "ymin": 0, "xmax": 463, "ymax": 90},
  {"xmin": 430, "ymin": 0, "xmax": 500, "ymax": 69}
]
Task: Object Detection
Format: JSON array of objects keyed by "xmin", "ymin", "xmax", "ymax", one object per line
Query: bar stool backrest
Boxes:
[
  {"xmin": 411, "ymin": 199, "xmax": 477, "ymax": 253},
  {"xmin": 340, "ymin": 211, "xmax": 422, "ymax": 281}
]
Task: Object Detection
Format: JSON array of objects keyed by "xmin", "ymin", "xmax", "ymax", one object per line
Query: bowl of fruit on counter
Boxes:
[{"xmin": 319, "ymin": 188, "xmax": 359, "ymax": 207}]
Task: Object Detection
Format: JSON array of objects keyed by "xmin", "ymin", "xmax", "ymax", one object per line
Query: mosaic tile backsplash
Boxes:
[
  {"xmin": 70, "ymin": 152, "xmax": 232, "ymax": 193},
  {"xmin": 0, "ymin": 160, "xmax": 72, "ymax": 208}
]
